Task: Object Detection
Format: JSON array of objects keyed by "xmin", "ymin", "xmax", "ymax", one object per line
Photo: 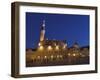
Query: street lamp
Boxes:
[
  {"xmin": 38, "ymin": 46, "xmax": 44, "ymax": 51},
  {"xmin": 55, "ymin": 45, "xmax": 59, "ymax": 50},
  {"xmin": 38, "ymin": 42, "xmax": 41, "ymax": 46},
  {"xmin": 48, "ymin": 45, "xmax": 52, "ymax": 51}
]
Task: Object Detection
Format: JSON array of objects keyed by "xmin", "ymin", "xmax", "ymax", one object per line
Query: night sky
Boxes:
[{"xmin": 26, "ymin": 12, "xmax": 89, "ymax": 49}]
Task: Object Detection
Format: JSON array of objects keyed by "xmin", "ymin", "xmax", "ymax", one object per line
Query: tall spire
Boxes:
[{"xmin": 40, "ymin": 20, "xmax": 45, "ymax": 42}]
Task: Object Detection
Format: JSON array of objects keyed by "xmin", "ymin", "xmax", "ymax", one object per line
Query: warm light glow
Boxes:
[
  {"xmin": 68, "ymin": 53, "xmax": 71, "ymax": 56},
  {"xmin": 55, "ymin": 45, "xmax": 59, "ymax": 50},
  {"xmin": 38, "ymin": 46, "xmax": 43, "ymax": 51},
  {"xmin": 37, "ymin": 56, "xmax": 40, "ymax": 59},
  {"xmin": 44, "ymin": 56, "xmax": 47, "ymax": 59},
  {"xmin": 57, "ymin": 55, "xmax": 59, "ymax": 58},
  {"xmin": 63, "ymin": 44, "xmax": 67, "ymax": 49},
  {"xmin": 51, "ymin": 55, "xmax": 53, "ymax": 59},
  {"xmin": 48, "ymin": 46, "xmax": 52, "ymax": 50},
  {"xmin": 54, "ymin": 43, "xmax": 56, "ymax": 46},
  {"xmin": 59, "ymin": 55, "xmax": 63, "ymax": 58},
  {"xmin": 73, "ymin": 53, "xmax": 76, "ymax": 56},
  {"xmin": 38, "ymin": 43, "xmax": 41, "ymax": 46}
]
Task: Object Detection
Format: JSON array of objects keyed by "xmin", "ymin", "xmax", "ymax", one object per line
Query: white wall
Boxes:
[{"xmin": 0, "ymin": 0, "xmax": 100, "ymax": 80}]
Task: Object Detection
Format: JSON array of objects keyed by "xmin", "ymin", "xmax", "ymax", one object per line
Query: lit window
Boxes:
[
  {"xmin": 68, "ymin": 53, "xmax": 71, "ymax": 56},
  {"xmin": 44, "ymin": 56, "xmax": 47, "ymax": 59},
  {"xmin": 51, "ymin": 55, "xmax": 53, "ymax": 59},
  {"xmin": 54, "ymin": 43, "xmax": 56, "ymax": 46},
  {"xmin": 57, "ymin": 55, "xmax": 59, "ymax": 58},
  {"xmin": 37, "ymin": 56, "xmax": 40, "ymax": 59},
  {"xmin": 48, "ymin": 46, "xmax": 52, "ymax": 51},
  {"xmin": 59, "ymin": 55, "xmax": 62, "ymax": 58}
]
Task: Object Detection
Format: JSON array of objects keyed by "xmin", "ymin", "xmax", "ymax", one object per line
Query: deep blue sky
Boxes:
[{"xmin": 26, "ymin": 12, "xmax": 89, "ymax": 49}]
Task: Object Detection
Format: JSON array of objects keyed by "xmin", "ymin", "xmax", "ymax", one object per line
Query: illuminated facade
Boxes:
[{"xmin": 26, "ymin": 20, "xmax": 89, "ymax": 67}]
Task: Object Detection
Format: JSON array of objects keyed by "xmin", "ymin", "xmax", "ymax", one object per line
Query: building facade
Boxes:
[{"xmin": 26, "ymin": 20, "xmax": 89, "ymax": 67}]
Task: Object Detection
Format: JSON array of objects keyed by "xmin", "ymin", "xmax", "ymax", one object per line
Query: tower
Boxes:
[{"xmin": 40, "ymin": 20, "xmax": 45, "ymax": 42}]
